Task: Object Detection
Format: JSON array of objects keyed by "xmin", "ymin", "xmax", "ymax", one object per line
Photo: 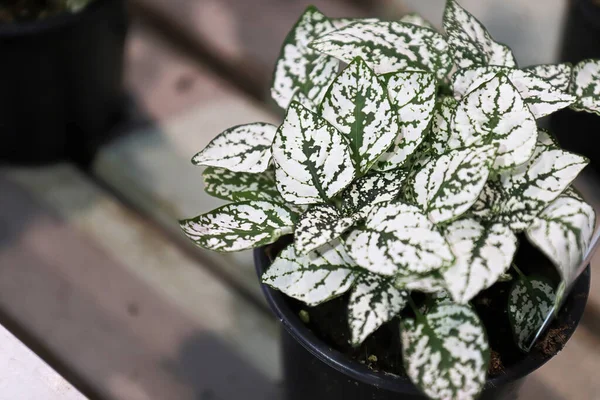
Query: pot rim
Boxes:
[
  {"xmin": 254, "ymin": 246, "xmax": 590, "ymax": 395},
  {"xmin": 0, "ymin": 0, "xmax": 114, "ymax": 37}
]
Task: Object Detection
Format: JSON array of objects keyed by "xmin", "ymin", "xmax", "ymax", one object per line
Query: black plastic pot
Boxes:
[
  {"xmin": 0, "ymin": 0, "xmax": 128, "ymax": 165},
  {"xmin": 254, "ymin": 246, "xmax": 590, "ymax": 400},
  {"xmin": 551, "ymin": 0, "xmax": 600, "ymax": 170}
]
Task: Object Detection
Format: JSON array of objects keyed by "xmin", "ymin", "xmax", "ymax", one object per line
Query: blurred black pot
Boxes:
[
  {"xmin": 0, "ymin": 0, "xmax": 128, "ymax": 165},
  {"xmin": 551, "ymin": 0, "xmax": 600, "ymax": 170}
]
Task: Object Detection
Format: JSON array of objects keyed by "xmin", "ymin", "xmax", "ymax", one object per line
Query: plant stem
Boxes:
[
  {"xmin": 512, "ymin": 263, "xmax": 527, "ymax": 279},
  {"xmin": 407, "ymin": 296, "xmax": 424, "ymax": 321}
]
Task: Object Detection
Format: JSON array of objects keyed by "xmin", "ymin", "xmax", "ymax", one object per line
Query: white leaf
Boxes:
[
  {"xmin": 452, "ymin": 66, "xmax": 575, "ymax": 118},
  {"xmin": 271, "ymin": 7, "xmax": 339, "ymax": 109},
  {"xmin": 321, "ymin": 58, "xmax": 399, "ymax": 173},
  {"xmin": 452, "ymin": 74, "xmax": 537, "ymax": 169},
  {"xmin": 376, "ymin": 71, "xmax": 438, "ymax": 170},
  {"xmin": 571, "ymin": 59, "xmax": 600, "ymax": 115},
  {"xmin": 341, "ymin": 169, "xmax": 406, "ymax": 220},
  {"xmin": 523, "ymin": 63, "xmax": 572, "ymax": 91},
  {"xmin": 443, "ymin": 218, "xmax": 518, "ymax": 303},
  {"xmin": 443, "ymin": 0, "xmax": 516, "ymax": 69},
  {"xmin": 294, "ymin": 204, "xmax": 356, "ymax": 255},
  {"xmin": 311, "ymin": 21, "xmax": 452, "ymax": 80},
  {"xmin": 394, "ymin": 273, "xmax": 447, "ymax": 294},
  {"xmin": 414, "ymin": 145, "xmax": 497, "ymax": 224},
  {"xmin": 345, "ymin": 201, "xmax": 454, "ymax": 276},
  {"xmin": 526, "ymin": 189, "xmax": 595, "ymax": 286},
  {"xmin": 348, "ymin": 274, "xmax": 408, "ymax": 345},
  {"xmin": 273, "ymin": 101, "xmax": 356, "ymax": 204},
  {"xmin": 429, "ymin": 96, "xmax": 457, "ymax": 155},
  {"xmin": 402, "ymin": 303, "xmax": 489, "ymax": 400},
  {"xmin": 331, "ymin": 17, "xmax": 380, "ymax": 30},
  {"xmin": 399, "ymin": 13, "xmax": 436, "ymax": 30},
  {"xmin": 192, "ymin": 123, "xmax": 277, "ymax": 173},
  {"xmin": 202, "ymin": 167, "xmax": 282, "ymax": 203},
  {"xmin": 180, "ymin": 201, "xmax": 295, "ymax": 252},
  {"xmin": 262, "ymin": 242, "xmax": 357, "ymax": 306}
]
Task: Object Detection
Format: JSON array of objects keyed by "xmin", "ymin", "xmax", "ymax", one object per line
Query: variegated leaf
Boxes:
[
  {"xmin": 443, "ymin": 218, "xmax": 518, "ymax": 303},
  {"xmin": 310, "ymin": 21, "xmax": 452, "ymax": 80},
  {"xmin": 508, "ymin": 276, "xmax": 556, "ymax": 351},
  {"xmin": 402, "ymin": 304, "xmax": 489, "ymax": 400},
  {"xmin": 399, "ymin": 13, "xmax": 436, "ymax": 30},
  {"xmin": 341, "ymin": 169, "xmax": 406, "ymax": 220},
  {"xmin": 526, "ymin": 189, "xmax": 595, "ymax": 286},
  {"xmin": 443, "ymin": 0, "xmax": 516, "ymax": 69},
  {"xmin": 271, "ymin": 6, "xmax": 339, "ymax": 109},
  {"xmin": 180, "ymin": 201, "xmax": 296, "ymax": 252},
  {"xmin": 262, "ymin": 242, "xmax": 357, "ymax": 306},
  {"xmin": 331, "ymin": 17, "xmax": 379, "ymax": 30},
  {"xmin": 321, "ymin": 58, "xmax": 399, "ymax": 173},
  {"xmin": 414, "ymin": 145, "xmax": 497, "ymax": 224},
  {"xmin": 348, "ymin": 274, "xmax": 408, "ymax": 345},
  {"xmin": 376, "ymin": 71, "xmax": 438, "ymax": 170},
  {"xmin": 537, "ymin": 128, "xmax": 560, "ymax": 148},
  {"xmin": 429, "ymin": 96, "xmax": 457, "ymax": 155},
  {"xmin": 395, "ymin": 272, "xmax": 447, "ymax": 294},
  {"xmin": 294, "ymin": 204, "xmax": 356, "ymax": 255},
  {"xmin": 203, "ymin": 167, "xmax": 282, "ymax": 203},
  {"xmin": 523, "ymin": 63, "xmax": 572, "ymax": 91},
  {"xmin": 571, "ymin": 59, "xmax": 600, "ymax": 115},
  {"xmin": 452, "ymin": 74, "xmax": 537, "ymax": 169},
  {"xmin": 291, "ymin": 90, "xmax": 318, "ymax": 111},
  {"xmin": 498, "ymin": 143, "xmax": 588, "ymax": 231},
  {"xmin": 452, "ymin": 66, "xmax": 575, "ymax": 118},
  {"xmin": 192, "ymin": 123, "xmax": 277, "ymax": 173},
  {"xmin": 345, "ymin": 201, "xmax": 454, "ymax": 276},
  {"xmin": 273, "ymin": 101, "xmax": 356, "ymax": 204}
]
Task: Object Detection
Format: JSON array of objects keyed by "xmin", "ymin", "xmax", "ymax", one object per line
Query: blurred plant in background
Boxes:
[{"xmin": 0, "ymin": 0, "xmax": 93, "ymax": 22}]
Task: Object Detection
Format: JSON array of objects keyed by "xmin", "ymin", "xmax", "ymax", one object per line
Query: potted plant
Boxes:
[
  {"xmin": 0, "ymin": 0, "xmax": 128, "ymax": 165},
  {"xmin": 181, "ymin": 1, "xmax": 597, "ymax": 399}
]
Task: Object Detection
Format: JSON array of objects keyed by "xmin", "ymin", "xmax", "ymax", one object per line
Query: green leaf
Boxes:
[
  {"xmin": 180, "ymin": 201, "xmax": 296, "ymax": 252},
  {"xmin": 262, "ymin": 242, "xmax": 357, "ymax": 306},
  {"xmin": 523, "ymin": 63, "xmax": 572, "ymax": 91},
  {"xmin": 310, "ymin": 21, "xmax": 452, "ymax": 80},
  {"xmin": 452, "ymin": 66, "xmax": 575, "ymax": 118},
  {"xmin": 321, "ymin": 58, "xmax": 399, "ymax": 173},
  {"xmin": 203, "ymin": 167, "xmax": 282, "ymax": 203},
  {"xmin": 399, "ymin": 13, "xmax": 436, "ymax": 30},
  {"xmin": 571, "ymin": 59, "xmax": 600, "ymax": 115},
  {"xmin": 345, "ymin": 201, "xmax": 454, "ymax": 276},
  {"xmin": 443, "ymin": 217, "xmax": 518, "ymax": 303},
  {"xmin": 272, "ymin": 101, "xmax": 356, "ymax": 204},
  {"xmin": 443, "ymin": 0, "xmax": 516, "ymax": 69},
  {"xmin": 429, "ymin": 96, "xmax": 457, "ymax": 156},
  {"xmin": 452, "ymin": 74, "xmax": 537, "ymax": 169},
  {"xmin": 271, "ymin": 6, "xmax": 339, "ymax": 109},
  {"xmin": 341, "ymin": 168, "xmax": 407, "ymax": 220},
  {"xmin": 376, "ymin": 71, "xmax": 438, "ymax": 170},
  {"xmin": 348, "ymin": 274, "xmax": 408, "ymax": 345},
  {"xmin": 192, "ymin": 123, "xmax": 277, "ymax": 173},
  {"xmin": 508, "ymin": 275, "xmax": 556, "ymax": 351},
  {"xmin": 414, "ymin": 144, "xmax": 497, "ymax": 224},
  {"xmin": 526, "ymin": 189, "xmax": 595, "ymax": 287},
  {"xmin": 294, "ymin": 204, "xmax": 356, "ymax": 255},
  {"xmin": 402, "ymin": 303, "xmax": 490, "ymax": 400}
]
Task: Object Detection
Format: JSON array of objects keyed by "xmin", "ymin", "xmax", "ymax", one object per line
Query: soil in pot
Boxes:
[
  {"xmin": 266, "ymin": 235, "xmax": 576, "ymax": 379},
  {"xmin": 0, "ymin": 0, "xmax": 92, "ymax": 22}
]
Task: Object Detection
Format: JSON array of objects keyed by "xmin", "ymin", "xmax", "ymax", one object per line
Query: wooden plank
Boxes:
[
  {"xmin": 0, "ymin": 324, "xmax": 87, "ymax": 400},
  {"xmin": 0, "ymin": 165, "xmax": 280, "ymax": 400}
]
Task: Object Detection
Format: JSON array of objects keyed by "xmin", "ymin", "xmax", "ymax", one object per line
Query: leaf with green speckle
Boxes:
[
  {"xmin": 203, "ymin": 167, "xmax": 282, "ymax": 203},
  {"xmin": 428, "ymin": 96, "xmax": 457, "ymax": 155},
  {"xmin": 399, "ymin": 13, "xmax": 436, "ymax": 30},
  {"xmin": 294, "ymin": 204, "xmax": 356, "ymax": 255},
  {"xmin": 571, "ymin": 59, "xmax": 600, "ymax": 115},
  {"xmin": 523, "ymin": 63, "xmax": 572, "ymax": 91}
]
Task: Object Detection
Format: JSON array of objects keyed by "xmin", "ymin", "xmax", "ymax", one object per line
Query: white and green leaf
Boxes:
[
  {"xmin": 331, "ymin": 17, "xmax": 380, "ymax": 30},
  {"xmin": 192, "ymin": 123, "xmax": 277, "ymax": 173},
  {"xmin": 452, "ymin": 66, "xmax": 575, "ymax": 118},
  {"xmin": 443, "ymin": 0, "xmax": 516, "ymax": 69},
  {"xmin": 321, "ymin": 58, "xmax": 399, "ymax": 173},
  {"xmin": 452, "ymin": 74, "xmax": 537, "ymax": 169},
  {"xmin": 526, "ymin": 189, "xmax": 595, "ymax": 286},
  {"xmin": 273, "ymin": 101, "xmax": 356, "ymax": 204},
  {"xmin": 203, "ymin": 167, "xmax": 282, "ymax": 203},
  {"xmin": 508, "ymin": 275, "xmax": 556, "ymax": 351},
  {"xmin": 414, "ymin": 144, "xmax": 497, "ymax": 224},
  {"xmin": 294, "ymin": 204, "xmax": 356, "ymax": 255},
  {"xmin": 399, "ymin": 13, "xmax": 436, "ymax": 30},
  {"xmin": 523, "ymin": 63, "xmax": 572, "ymax": 91},
  {"xmin": 180, "ymin": 201, "xmax": 296, "ymax": 252},
  {"xmin": 376, "ymin": 71, "xmax": 438, "ymax": 170},
  {"xmin": 345, "ymin": 201, "xmax": 454, "ymax": 276},
  {"xmin": 271, "ymin": 6, "xmax": 339, "ymax": 109},
  {"xmin": 262, "ymin": 242, "xmax": 358, "ymax": 306},
  {"xmin": 429, "ymin": 96, "xmax": 457, "ymax": 155},
  {"xmin": 310, "ymin": 21, "xmax": 452, "ymax": 80},
  {"xmin": 348, "ymin": 274, "xmax": 408, "ymax": 345},
  {"xmin": 443, "ymin": 218, "xmax": 518, "ymax": 303},
  {"xmin": 402, "ymin": 303, "xmax": 490, "ymax": 400},
  {"xmin": 571, "ymin": 59, "xmax": 600, "ymax": 115},
  {"xmin": 395, "ymin": 272, "xmax": 447, "ymax": 294},
  {"xmin": 341, "ymin": 168, "xmax": 406, "ymax": 220}
]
